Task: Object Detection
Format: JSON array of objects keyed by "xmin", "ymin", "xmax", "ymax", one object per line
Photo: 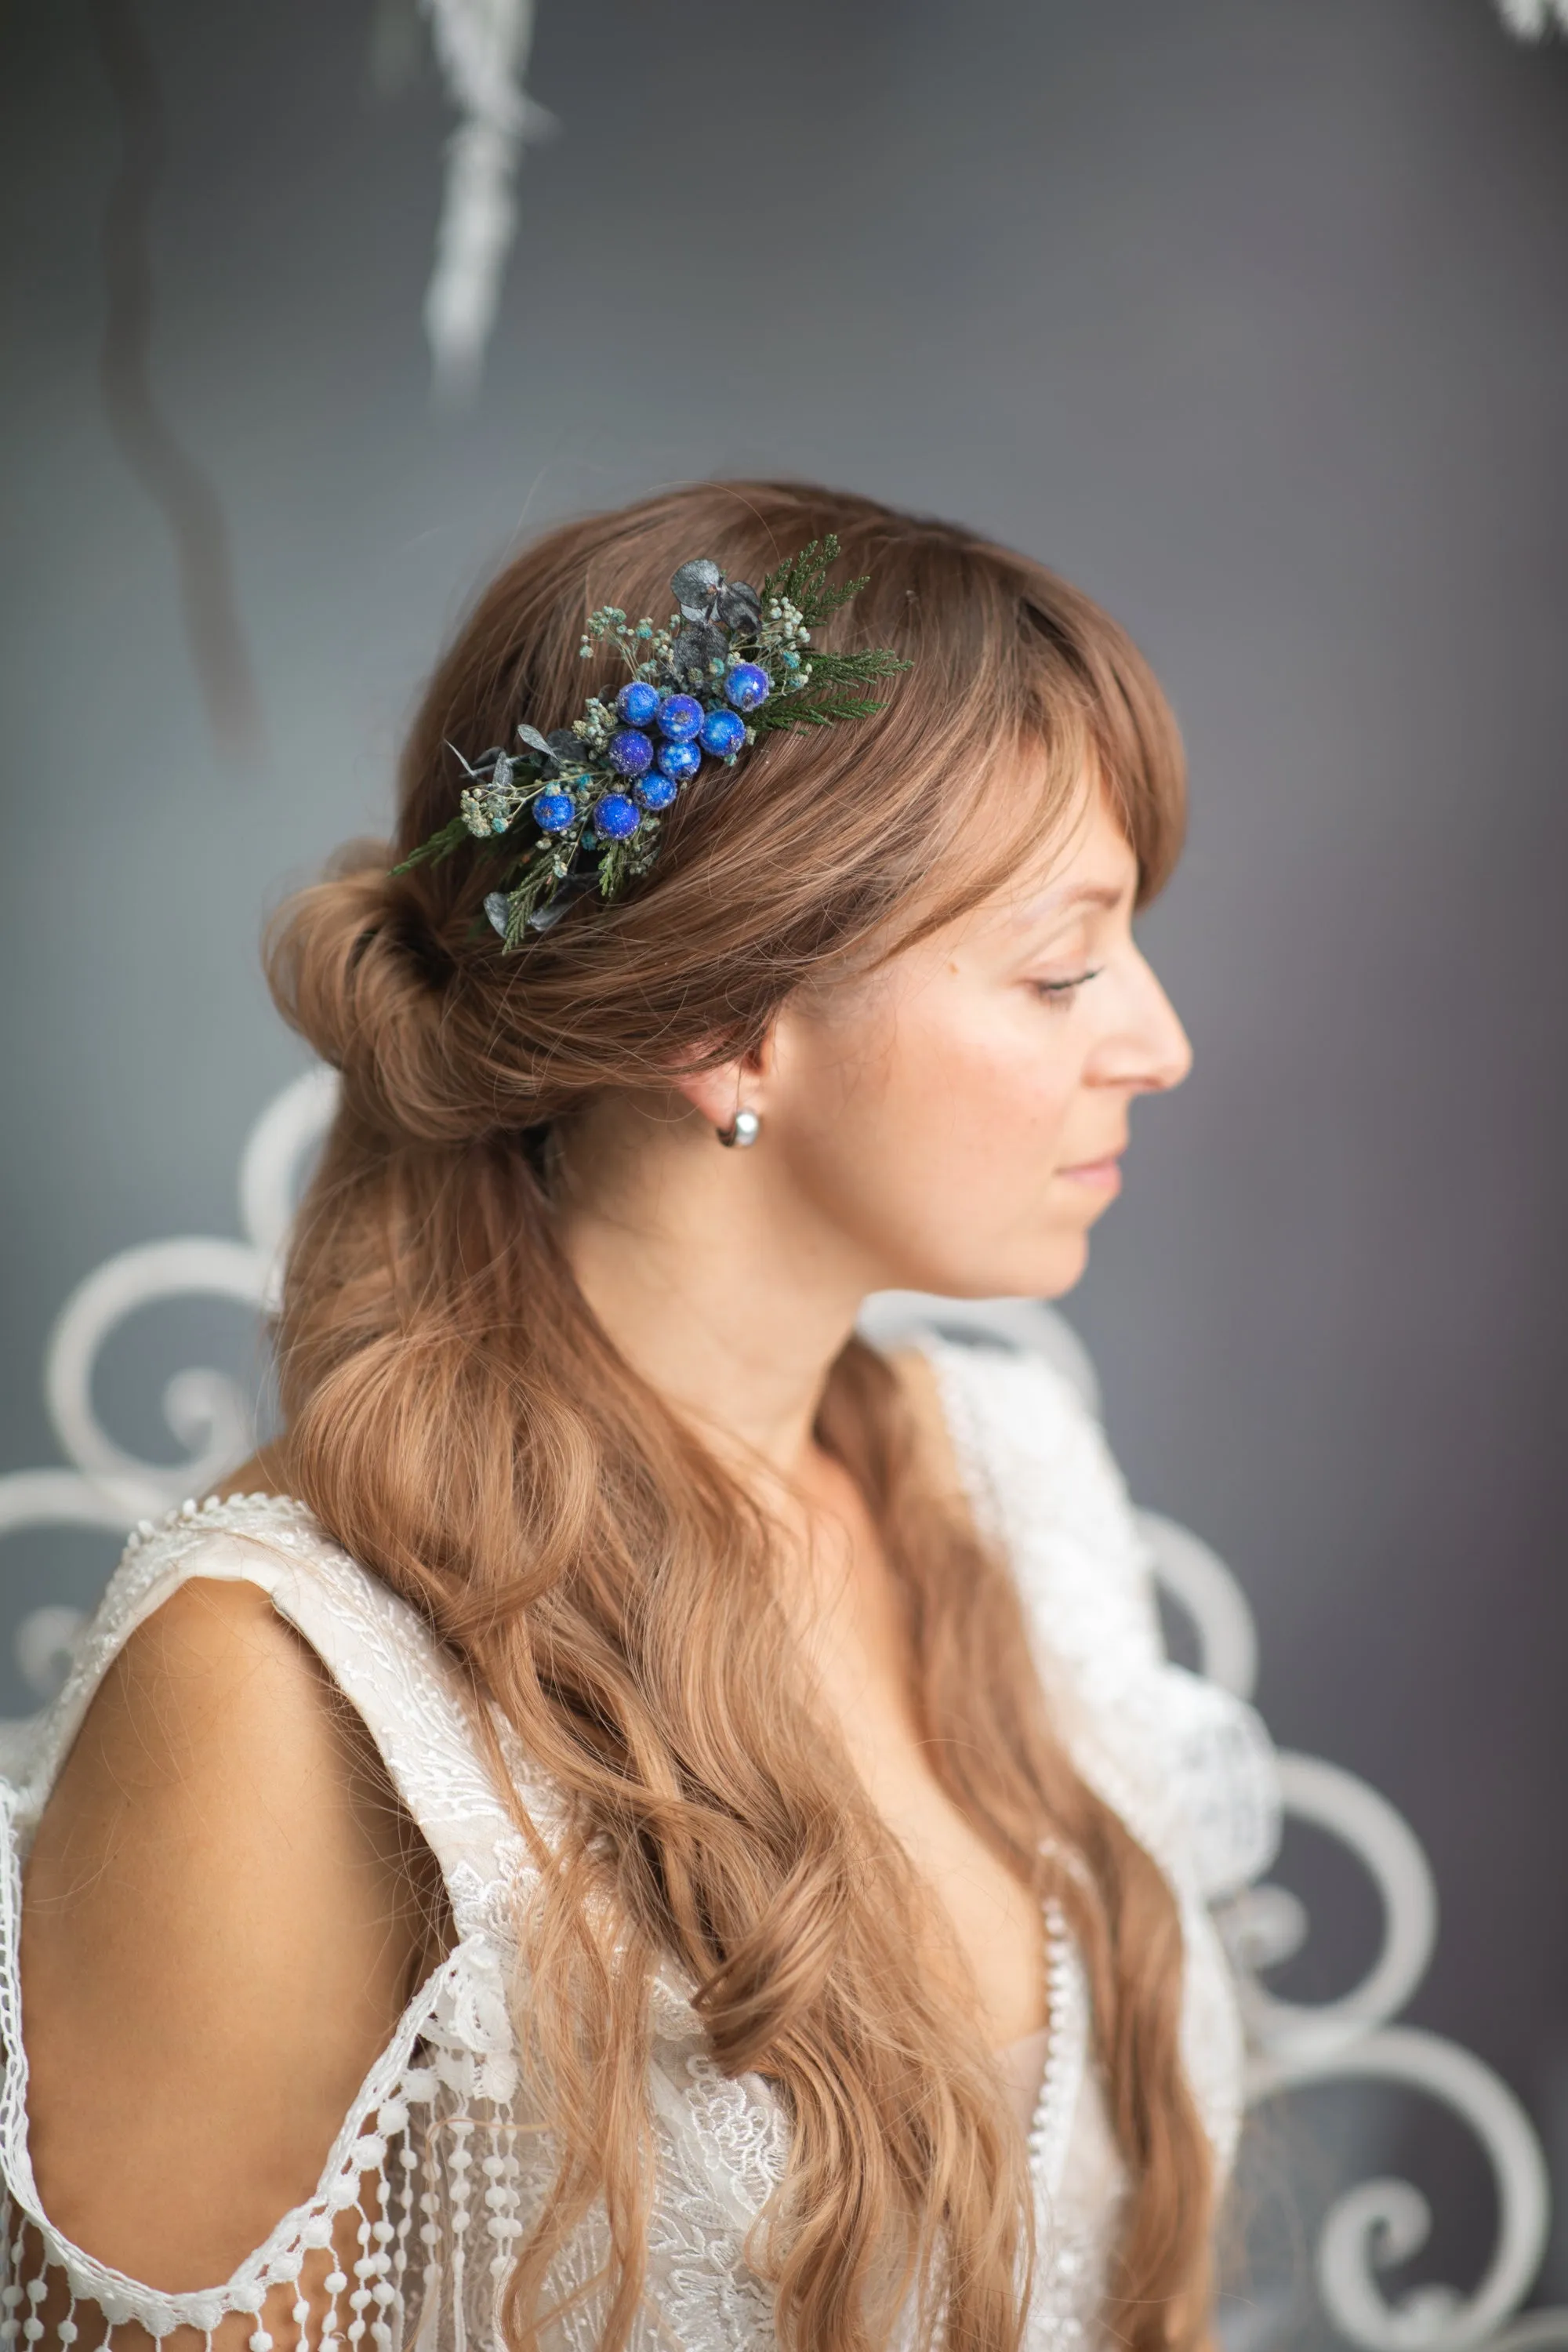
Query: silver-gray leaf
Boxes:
[
  {"xmin": 670, "ymin": 557, "xmax": 722, "ymax": 618},
  {"xmin": 516, "ymin": 724, "xmax": 553, "ymax": 757},
  {"xmin": 671, "ymin": 622, "xmax": 727, "ymax": 676},
  {"xmin": 484, "ymin": 891, "xmax": 511, "ymax": 937},
  {"xmin": 716, "ymin": 581, "xmax": 760, "ymax": 633}
]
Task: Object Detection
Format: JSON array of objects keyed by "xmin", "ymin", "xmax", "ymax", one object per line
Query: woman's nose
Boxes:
[
  {"xmin": 1145, "ymin": 976, "xmax": 1193, "ymax": 1093},
  {"xmin": 1094, "ymin": 953, "xmax": 1193, "ymax": 1094}
]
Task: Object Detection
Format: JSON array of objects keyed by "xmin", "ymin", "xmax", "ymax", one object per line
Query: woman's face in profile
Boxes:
[{"xmin": 762, "ymin": 771, "xmax": 1194, "ymax": 1304}]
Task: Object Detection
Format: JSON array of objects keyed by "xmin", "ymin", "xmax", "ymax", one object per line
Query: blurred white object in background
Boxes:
[
  {"xmin": 406, "ymin": 0, "xmax": 1555, "ymax": 397},
  {"xmin": 1495, "ymin": 0, "xmax": 1568, "ymax": 35},
  {"xmin": 420, "ymin": 0, "xmax": 557, "ymax": 403}
]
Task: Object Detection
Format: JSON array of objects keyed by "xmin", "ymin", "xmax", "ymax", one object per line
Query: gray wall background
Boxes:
[{"xmin": 2, "ymin": 0, "xmax": 1565, "ymax": 2338}]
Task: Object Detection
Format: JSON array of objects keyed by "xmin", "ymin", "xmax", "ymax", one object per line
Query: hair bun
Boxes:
[{"xmin": 266, "ymin": 840, "xmax": 503, "ymax": 1145}]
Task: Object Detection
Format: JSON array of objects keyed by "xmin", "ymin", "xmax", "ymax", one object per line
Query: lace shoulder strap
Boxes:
[
  {"xmin": 917, "ymin": 1335, "xmax": 1281, "ymax": 2176},
  {"xmin": 918, "ymin": 1336, "xmax": 1279, "ymax": 1893},
  {"xmin": 14, "ymin": 1493, "xmax": 553, "ymax": 1941}
]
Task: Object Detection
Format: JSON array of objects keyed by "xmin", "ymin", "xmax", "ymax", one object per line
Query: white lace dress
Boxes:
[{"xmin": 0, "ymin": 1338, "xmax": 1279, "ymax": 2351}]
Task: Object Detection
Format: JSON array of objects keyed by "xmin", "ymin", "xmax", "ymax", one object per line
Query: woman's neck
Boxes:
[{"xmin": 554, "ymin": 1094, "xmax": 875, "ymax": 1490}]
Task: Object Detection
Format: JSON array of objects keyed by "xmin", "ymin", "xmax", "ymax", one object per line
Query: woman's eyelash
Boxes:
[{"xmin": 1033, "ymin": 967, "xmax": 1103, "ymax": 1005}]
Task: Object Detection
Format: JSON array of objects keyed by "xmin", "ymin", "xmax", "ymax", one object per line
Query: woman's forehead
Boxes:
[{"xmin": 971, "ymin": 773, "xmax": 1138, "ymax": 935}]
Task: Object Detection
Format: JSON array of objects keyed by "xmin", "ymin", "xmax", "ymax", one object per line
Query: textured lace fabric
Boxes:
[{"xmin": 0, "ymin": 1338, "xmax": 1279, "ymax": 2350}]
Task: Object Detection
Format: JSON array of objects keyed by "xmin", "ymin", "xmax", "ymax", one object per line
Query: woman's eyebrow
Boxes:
[{"xmin": 1007, "ymin": 880, "xmax": 1128, "ymax": 929}]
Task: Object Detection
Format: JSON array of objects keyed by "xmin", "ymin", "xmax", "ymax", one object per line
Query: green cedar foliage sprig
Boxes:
[
  {"xmin": 760, "ymin": 538, "xmax": 869, "ymax": 625},
  {"xmin": 393, "ymin": 814, "xmax": 473, "ymax": 874},
  {"xmin": 748, "ymin": 649, "xmax": 910, "ymax": 735}
]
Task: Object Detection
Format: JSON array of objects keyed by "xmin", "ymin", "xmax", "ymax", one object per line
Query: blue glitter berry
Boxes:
[
  {"xmin": 656, "ymin": 694, "xmax": 704, "ymax": 743},
  {"xmin": 593, "ymin": 793, "xmax": 641, "ymax": 840},
  {"xmin": 532, "ymin": 790, "xmax": 576, "ymax": 833},
  {"xmin": 655, "ymin": 738, "xmax": 702, "ymax": 786},
  {"xmin": 615, "ymin": 681, "xmax": 660, "ymax": 728},
  {"xmin": 637, "ymin": 772, "xmax": 679, "ymax": 810},
  {"xmin": 724, "ymin": 662, "xmax": 770, "ymax": 713},
  {"xmin": 606, "ymin": 727, "xmax": 654, "ymax": 779},
  {"xmin": 699, "ymin": 707, "xmax": 746, "ymax": 758}
]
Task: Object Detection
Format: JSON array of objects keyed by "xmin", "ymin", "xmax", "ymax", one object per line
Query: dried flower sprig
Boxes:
[{"xmin": 391, "ymin": 535, "xmax": 909, "ymax": 949}]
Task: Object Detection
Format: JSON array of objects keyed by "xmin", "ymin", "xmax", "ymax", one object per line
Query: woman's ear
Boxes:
[
  {"xmin": 667, "ymin": 1030, "xmax": 774, "ymax": 1133},
  {"xmin": 669, "ymin": 1062, "xmax": 747, "ymax": 1130}
]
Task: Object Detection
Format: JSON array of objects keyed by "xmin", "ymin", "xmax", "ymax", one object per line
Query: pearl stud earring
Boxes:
[{"xmin": 716, "ymin": 1108, "xmax": 761, "ymax": 1149}]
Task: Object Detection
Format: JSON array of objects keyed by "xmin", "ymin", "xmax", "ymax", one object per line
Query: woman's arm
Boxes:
[{"xmin": 20, "ymin": 1573, "xmax": 448, "ymax": 2296}]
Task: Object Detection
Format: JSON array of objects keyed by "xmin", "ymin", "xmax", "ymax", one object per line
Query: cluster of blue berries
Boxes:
[
  {"xmin": 553, "ymin": 666, "xmax": 770, "ymax": 844},
  {"xmin": 393, "ymin": 535, "xmax": 905, "ymax": 950}
]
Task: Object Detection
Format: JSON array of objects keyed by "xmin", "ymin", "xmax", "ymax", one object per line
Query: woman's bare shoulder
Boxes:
[
  {"xmin": 27, "ymin": 1573, "xmax": 354, "ymax": 1900},
  {"xmin": 19, "ymin": 1566, "xmax": 448, "ymax": 2291}
]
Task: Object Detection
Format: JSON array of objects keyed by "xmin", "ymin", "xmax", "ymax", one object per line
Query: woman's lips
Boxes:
[{"xmin": 1057, "ymin": 1153, "xmax": 1123, "ymax": 1194}]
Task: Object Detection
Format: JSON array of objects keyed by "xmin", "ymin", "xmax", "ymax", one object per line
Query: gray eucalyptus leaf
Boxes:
[
  {"xmin": 670, "ymin": 557, "xmax": 722, "ymax": 618},
  {"xmin": 716, "ymin": 581, "xmax": 760, "ymax": 633},
  {"xmin": 671, "ymin": 622, "xmax": 728, "ymax": 677}
]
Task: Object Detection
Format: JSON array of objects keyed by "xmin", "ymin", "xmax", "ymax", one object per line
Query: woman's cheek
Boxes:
[{"xmin": 950, "ymin": 1000, "xmax": 1075, "ymax": 1142}]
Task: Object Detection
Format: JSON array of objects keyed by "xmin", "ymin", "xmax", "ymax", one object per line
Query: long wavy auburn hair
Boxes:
[{"xmin": 267, "ymin": 481, "xmax": 1214, "ymax": 2352}]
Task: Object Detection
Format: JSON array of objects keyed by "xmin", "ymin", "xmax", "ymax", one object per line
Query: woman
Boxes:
[{"xmin": 7, "ymin": 481, "xmax": 1277, "ymax": 2351}]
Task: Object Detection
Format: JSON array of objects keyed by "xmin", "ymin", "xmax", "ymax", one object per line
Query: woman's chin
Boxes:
[
  {"xmin": 899, "ymin": 1229, "xmax": 1093, "ymax": 1306},
  {"xmin": 1035, "ymin": 1231, "xmax": 1093, "ymax": 1301}
]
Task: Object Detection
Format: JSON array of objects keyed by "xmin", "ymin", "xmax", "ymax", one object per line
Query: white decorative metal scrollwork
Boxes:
[
  {"xmin": 43, "ymin": 1237, "xmax": 270, "ymax": 1511},
  {"xmin": 1138, "ymin": 1508, "xmax": 1260, "ymax": 1702},
  {"xmin": 1247, "ymin": 2027, "xmax": 1552, "ymax": 2352},
  {"xmin": 0, "ymin": 1065, "xmax": 339, "ymax": 1731},
  {"xmin": 1218, "ymin": 1752, "xmax": 1439, "ymax": 2066},
  {"xmin": 238, "ymin": 1061, "xmax": 340, "ymax": 1283},
  {"xmin": 0, "ymin": 1072, "xmax": 1559, "ymax": 2350},
  {"xmin": 1138, "ymin": 1496, "xmax": 1557, "ymax": 2348}
]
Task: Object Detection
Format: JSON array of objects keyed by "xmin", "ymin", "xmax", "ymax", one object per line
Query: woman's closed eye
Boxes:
[{"xmin": 1032, "ymin": 967, "xmax": 1104, "ymax": 1007}]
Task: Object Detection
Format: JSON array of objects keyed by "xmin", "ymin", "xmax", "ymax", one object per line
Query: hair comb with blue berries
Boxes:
[{"xmin": 391, "ymin": 535, "xmax": 910, "ymax": 949}]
